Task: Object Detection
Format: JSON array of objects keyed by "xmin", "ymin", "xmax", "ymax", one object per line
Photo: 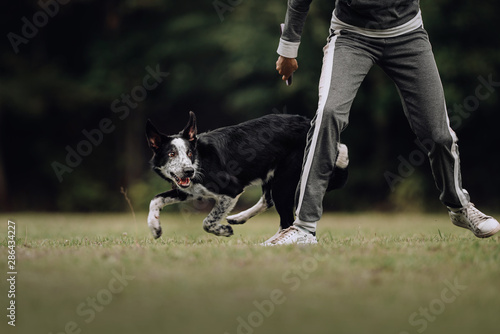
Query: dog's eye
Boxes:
[
  {"xmin": 168, "ymin": 152, "xmax": 176, "ymax": 158},
  {"xmin": 187, "ymin": 151, "xmax": 193, "ymax": 158}
]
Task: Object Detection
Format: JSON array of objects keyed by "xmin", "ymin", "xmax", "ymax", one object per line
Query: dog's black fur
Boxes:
[{"xmin": 146, "ymin": 112, "xmax": 347, "ymax": 239}]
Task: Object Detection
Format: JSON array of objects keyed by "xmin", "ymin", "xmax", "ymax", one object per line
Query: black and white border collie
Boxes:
[{"xmin": 146, "ymin": 112, "xmax": 348, "ymax": 239}]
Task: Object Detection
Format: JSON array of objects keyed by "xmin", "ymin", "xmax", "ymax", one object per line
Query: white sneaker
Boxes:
[
  {"xmin": 448, "ymin": 203, "xmax": 500, "ymax": 238},
  {"xmin": 261, "ymin": 226, "xmax": 318, "ymax": 246},
  {"xmin": 260, "ymin": 228, "xmax": 283, "ymax": 245}
]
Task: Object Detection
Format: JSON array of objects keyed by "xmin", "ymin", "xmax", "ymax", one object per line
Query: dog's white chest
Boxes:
[{"xmin": 186, "ymin": 183, "xmax": 220, "ymax": 200}]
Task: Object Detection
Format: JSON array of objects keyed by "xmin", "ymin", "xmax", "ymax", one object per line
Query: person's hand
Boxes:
[{"xmin": 276, "ymin": 56, "xmax": 298, "ymax": 82}]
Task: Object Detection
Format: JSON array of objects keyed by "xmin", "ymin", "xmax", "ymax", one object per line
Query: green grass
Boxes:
[{"xmin": 1, "ymin": 211, "xmax": 499, "ymax": 334}]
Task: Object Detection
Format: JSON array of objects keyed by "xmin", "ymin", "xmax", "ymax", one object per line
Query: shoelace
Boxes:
[
  {"xmin": 463, "ymin": 203, "xmax": 490, "ymax": 230},
  {"xmin": 272, "ymin": 226, "xmax": 300, "ymax": 244}
]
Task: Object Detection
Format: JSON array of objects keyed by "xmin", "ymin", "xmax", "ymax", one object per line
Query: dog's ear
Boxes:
[
  {"xmin": 181, "ymin": 111, "xmax": 197, "ymax": 142},
  {"xmin": 146, "ymin": 120, "xmax": 163, "ymax": 151}
]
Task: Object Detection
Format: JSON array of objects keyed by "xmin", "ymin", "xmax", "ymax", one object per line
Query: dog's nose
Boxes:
[{"xmin": 184, "ymin": 167, "xmax": 195, "ymax": 177}]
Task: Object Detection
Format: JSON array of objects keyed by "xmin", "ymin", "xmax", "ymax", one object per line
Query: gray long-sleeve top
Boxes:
[{"xmin": 278, "ymin": 0, "xmax": 420, "ymax": 58}]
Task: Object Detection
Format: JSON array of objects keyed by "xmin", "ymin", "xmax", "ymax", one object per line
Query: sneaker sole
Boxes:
[
  {"xmin": 453, "ymin": 221, "xmax": 500, "ymax": 238},
  {"xmin": 260, "ymin": 239, "xmax": 318, "ymax": 246}
]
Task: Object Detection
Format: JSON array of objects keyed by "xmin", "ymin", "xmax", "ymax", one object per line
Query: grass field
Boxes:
[{"xmin": 1, "ymin": 210, "xmax": 499, "ymax": 334}]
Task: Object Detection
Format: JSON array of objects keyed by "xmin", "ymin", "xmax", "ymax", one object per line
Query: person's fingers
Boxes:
[{"xmin": 276, "ymin": 56, "xmax": 297, "ymax": 79}]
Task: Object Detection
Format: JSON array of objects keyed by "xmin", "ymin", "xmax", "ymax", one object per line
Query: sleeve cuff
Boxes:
[{"xmin": 277, "ymin": 38, "xmax": 300, "ymax": 58}]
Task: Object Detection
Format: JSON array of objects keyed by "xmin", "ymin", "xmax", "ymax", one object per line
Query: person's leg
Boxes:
[
  {"xmin": 263, "ymin": 33, "xmax": 380, "ymax": 246},
  {"xmin": 293, "ymin": 33, "xmax": 380, "ymax": 235},
  {"xmin": 380, "ymin": 28, "xmax": 469, "ymax": 208},
  {"xmin": 380, "ymin": 28, "xmax": 499, "ymax": 237},
  {"xmin": 294, "ymin": 33, "xmax": 379, "ymax": 232}
]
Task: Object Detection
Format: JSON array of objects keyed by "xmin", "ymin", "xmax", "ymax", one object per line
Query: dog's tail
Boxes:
[{"xmin": 326, "ymin": 143, "xmax": 349, "ymax": 191}]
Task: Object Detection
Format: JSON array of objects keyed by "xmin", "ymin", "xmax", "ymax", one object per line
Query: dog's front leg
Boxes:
[
  {"xmin": 148, "ymin": 189, "xmax": 190, "ymax": 239},
  {"xmin": 203, "ymin": 195, "xmax": 239, "ymax": 237}
]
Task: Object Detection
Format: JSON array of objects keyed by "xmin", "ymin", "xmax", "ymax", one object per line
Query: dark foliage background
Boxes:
[{"xmin": 1, "ymin": 0, "xmax": 499, "ymax": 213}]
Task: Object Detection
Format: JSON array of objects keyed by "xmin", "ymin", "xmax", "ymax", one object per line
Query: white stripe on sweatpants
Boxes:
[
  {"xmin": 443, "ymin": 101, "xmax": 469, "ymax": 207},
  {"xmin": 296, "ymin": 37, "xmax": 338, "ymax": 217}
]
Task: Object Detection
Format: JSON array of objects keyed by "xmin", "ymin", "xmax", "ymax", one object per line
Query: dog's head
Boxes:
[{"xmin": 146, "ymin": 111, "xmax": 198, "ymax": 189}]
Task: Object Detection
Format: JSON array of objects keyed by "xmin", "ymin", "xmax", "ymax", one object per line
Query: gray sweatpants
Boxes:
[{"xmin": 295, "ymin": 27, "xmax": 470, "ymax": 224}]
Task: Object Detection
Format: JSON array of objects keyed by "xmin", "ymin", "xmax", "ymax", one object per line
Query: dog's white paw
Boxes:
[
  {"xmin": 151, "ymin": 226, "xmax": 162, "ymax": 239},
  {"xmin": 226, "ymin": 213, "xmax": 247, "ymax": 225},
  {"xmin": 203, "ymin": 220, "xmax": 234, "ymax": 237},
  {"xmin": 217, "ymin": 225, "xmax": 234, "ymax": 237},
  {"xmin": 147, "ymin": 211, "xmax": 163, "ymax": 239}
]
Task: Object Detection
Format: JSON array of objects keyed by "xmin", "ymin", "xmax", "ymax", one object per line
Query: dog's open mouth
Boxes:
[{"xmin": 171, "ymin": 173, "xmax": 191, "ymax": 188}]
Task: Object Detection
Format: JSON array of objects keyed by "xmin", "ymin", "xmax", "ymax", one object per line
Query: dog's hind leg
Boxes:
[
  {"xmin": 271, "ymin": 152, "xmax": 303, "ymax": 230},
  {"xmin": 148, "ymin": 189, "xmax": 190, "ymax": 239},
  {"xmin": 271, "ymin": 177, "xmax": 296, "ymax": 230},
  {"xmin": 203, "ymin": 195, "xmax": 240, "ymax": 237},
  {"xmin": 226, "ymin": 184, "xmax": 274, "ymax": 225}
]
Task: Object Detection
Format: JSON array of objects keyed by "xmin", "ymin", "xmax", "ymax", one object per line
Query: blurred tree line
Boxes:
[{"xmin": 1, "ymin": 0, "xmax": 499, "ymax": 213}]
